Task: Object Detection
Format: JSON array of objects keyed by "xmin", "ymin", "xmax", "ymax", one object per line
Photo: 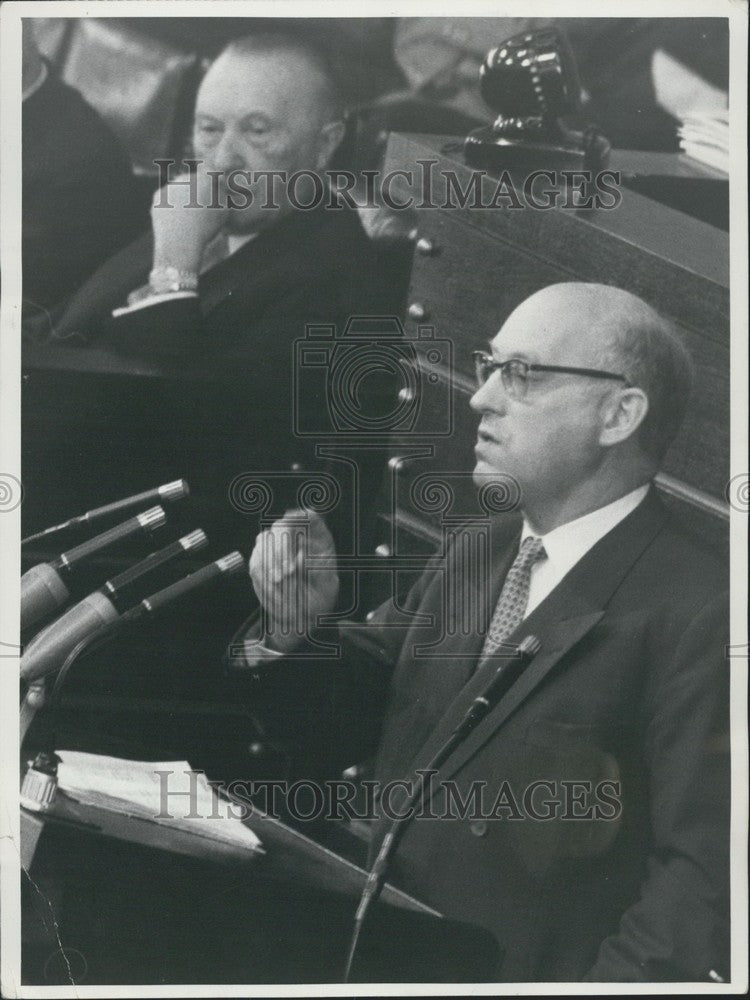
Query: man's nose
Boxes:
[
  {"xmin": 469, "ymin": 373, "xmax": 506, "ymax": 414},
  {"xmin": 211, "ymin": 132, "xmax": 247, "ymax": 173}
]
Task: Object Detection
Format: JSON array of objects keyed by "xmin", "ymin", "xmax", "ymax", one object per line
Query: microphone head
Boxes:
[
  {"xmin": 480, "ymin": 27, "xmax": 581, "ymax": 122},
  {"xmin": 102, "ymin": 527, "xmax": 210, "ymax": 607},
  {"xmin": 136, "ymin": 506, "xmax": 167, "ymax": 532},
  {"xmin": 216, "ymin": 551, "xmax": 244, "ymax": 574},
  {"xmin": 159, "ymin": 479, "xmax": 190, "ymax": 503},
  {"xmin": 179, "ymin": 529, "xmax": 208, "ymax": 552}
]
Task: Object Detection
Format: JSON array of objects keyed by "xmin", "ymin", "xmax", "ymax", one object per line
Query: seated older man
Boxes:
[
  {"xmin": 23, "ymin": 30, "xmax": 410, "ymax": 548},
  {"xmin": 36, "ymin": 30, "xmax": 410, "ymax": 354},
  {"xmin": 240, "ymin": 282, "xmax": 730, "ymax": 983}
]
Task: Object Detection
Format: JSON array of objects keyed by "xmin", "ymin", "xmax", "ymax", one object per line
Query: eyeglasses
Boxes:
[{"xmin": 472, "ymin": 351, "xmax": 630, "ymax": 400}]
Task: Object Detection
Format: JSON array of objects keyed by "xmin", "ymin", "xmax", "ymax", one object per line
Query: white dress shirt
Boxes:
[{"xmin": 521, "ymin": 484, "xmax": 650, "ymax": 618}]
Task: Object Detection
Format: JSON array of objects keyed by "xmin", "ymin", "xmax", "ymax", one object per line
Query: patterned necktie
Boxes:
[{"xmin": 481, "ymin": 536, "xmax": 547, "ymax": 658}]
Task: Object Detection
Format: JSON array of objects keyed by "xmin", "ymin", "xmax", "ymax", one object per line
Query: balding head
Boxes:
[
  {"xmin": 471, "ymin": 282, "xmax": 693, "ymax": 531},
  {"xmin": 215, "ymin": 32, "xmax": 344, "ymax": 122},
  {"xmin": 499, "ymin": 283, "xmax": 693, "ymax": 462},
  {"xmin": 590, "ymin": 286, "xmax": 694, "ymax": 462},
  {"xmin": 192, "ymin": 31, "xmax": 346, "ymax": 231}
]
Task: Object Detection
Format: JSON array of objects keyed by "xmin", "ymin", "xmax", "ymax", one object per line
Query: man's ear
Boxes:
[
  {"xmin": 599, "ymin": 387, "xmax": 649, "ymax": 447},
  {"xmin": 316, "ymin": 119, "xmax": 346, "ymax": 170}
]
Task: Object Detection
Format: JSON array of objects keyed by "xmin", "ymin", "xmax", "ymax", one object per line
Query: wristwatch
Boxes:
[{"xmin": 148, "ymin": 266, "xmax": 199, "ymax": 294}]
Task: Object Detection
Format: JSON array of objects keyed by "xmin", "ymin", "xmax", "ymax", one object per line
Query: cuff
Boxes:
[
  {"xmin": 242, "ymin": 633, "xmax": 286, "ymax": 669},
  {"xmin": 224, "ymin": 614, "xmax": 286, "ymax": 674},
  {"xmin": 111, "ymin": 290, "xmax": 198, "ymax": 318}
]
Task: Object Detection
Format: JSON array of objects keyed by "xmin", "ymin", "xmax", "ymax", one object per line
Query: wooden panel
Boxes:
[
  {"xmin": 386, "ymin": 134, "xmax": 729, "ymax": 334},
  {"xmin": 660, "ymin": 326, "xmax": 728, "ymax": 497}
]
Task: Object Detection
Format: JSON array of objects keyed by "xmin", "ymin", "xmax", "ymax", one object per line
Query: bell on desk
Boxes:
[{"xmin": 464, "ymin": 27, "xmax": 611, "ymax": 175}]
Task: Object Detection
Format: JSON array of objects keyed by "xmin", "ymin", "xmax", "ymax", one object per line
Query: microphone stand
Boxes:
[
  {"xmin": 21, "ymin": 553, "xmax": 244, "ymax": 780},
  {"xmin": 20, "ymin": 617, "xmax": 138, "ymax": 813},
  {"xmin": 343, "ymin": 634, "xmax": 542, "ymax": 982},
  {"xmin": 48, "ymin": 619, "xmax": 138, "ymax": 752},
  {"xmin": 20, "ymin": 616, "xmax": 135, "ymax": 752}
]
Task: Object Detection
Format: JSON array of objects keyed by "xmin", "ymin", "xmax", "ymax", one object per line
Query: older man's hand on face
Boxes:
[
  {"xmin": 249, "ymin": 509, "xmax": 340, "ymax": 657},
  {"xmin": 151, "ymin": 166, "xmax": 230, "ymax": 274}
]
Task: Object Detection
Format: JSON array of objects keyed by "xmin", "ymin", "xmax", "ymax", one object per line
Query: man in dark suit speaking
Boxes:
[{"xmin": 239, "ymin": 282, "xmax": 730, "ymax": 982}]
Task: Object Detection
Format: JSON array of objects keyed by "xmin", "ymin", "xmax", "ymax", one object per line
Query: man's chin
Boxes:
[
  {"xmin": 472, "ymin": 461, "xmax": 511, "ymax": 487},
  {"xmin": 473, "ymin": 462, "xmax": 524, "ymax": 505}
]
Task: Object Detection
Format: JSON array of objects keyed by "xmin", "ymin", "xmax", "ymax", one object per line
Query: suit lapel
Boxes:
[
  {"xmin": 371, "ymin": 516, "xmax": 521, "ymax": 786},
  {"xmin": 410, "ymin": 516, "xmax": 521, "ymax": 675},
  {"xmin": 198, "ymin": 206, "xmax": 347, "ymax": 318},
  {"xmin": 198, "ymin": 229, "xmax": 267, "ymax": 316},
  {"xmin": 401, "ymin": 488, "xmax": 669, "ymax": 799},
  {"xmin": 425, "ymin": 611, "xmax": 606, "ymax": 798}
]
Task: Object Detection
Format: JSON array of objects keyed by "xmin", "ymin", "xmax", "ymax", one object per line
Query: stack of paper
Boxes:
[
  {"xmin": 55, "ymin": 750, "xmax": 263, "ymax": 852},
  {"xmin": 678, "ymin": 112, "xmax": 730, "ymax": 174}
]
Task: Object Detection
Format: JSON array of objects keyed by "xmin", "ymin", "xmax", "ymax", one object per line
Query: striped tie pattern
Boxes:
[{"xmin": 481, "ymin": 536, "xmax": 547, "ymax": 658}]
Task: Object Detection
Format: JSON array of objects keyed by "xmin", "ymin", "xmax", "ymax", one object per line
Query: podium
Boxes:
[{"xmin": 21, "ymin": 791, "xmax": 501, "ymax": 984}]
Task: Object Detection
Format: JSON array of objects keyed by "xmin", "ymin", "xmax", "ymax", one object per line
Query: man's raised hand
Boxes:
[
  {"xmin": 151, "ymin": 167, "xmax": 230, "ymax": 274},
  {"xmin": 248, "ymin": 509, "xmax": 339, "ymax": 656}
]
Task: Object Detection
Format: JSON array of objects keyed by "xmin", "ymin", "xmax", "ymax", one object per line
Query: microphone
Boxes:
[
  {"xmin": 20, "ymin": 530, "xmax": 208, "ymax": 684},
  {"xmin": 122, "ymin": 551, "xmax": 245, "ymax": 621},
  {"xmin": 344, "ymin": 635, "xmax": 542, "ymax": 982},
  {"xmin": 20, "ymin": 551, "xmax": 245, "ymax": 746},
  {"xmin": 451, "ymin": 634, "xmax": 543, "ymax": 742},
  {"xmin": 20, "ymin": 506, "xmax": 166, "ymax": 632},
  {"xmin": 21, "ymin": 479, "xmax": 189, "ymax": 546},
  {"xmin": 101, "ymin": 529, "xmax": 208, "ymax": 612}
]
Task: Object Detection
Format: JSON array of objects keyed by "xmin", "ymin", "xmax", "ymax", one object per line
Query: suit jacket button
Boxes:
[{"xmin": 470, "ymin": 820, "xmax": 488, "ymax": 837}]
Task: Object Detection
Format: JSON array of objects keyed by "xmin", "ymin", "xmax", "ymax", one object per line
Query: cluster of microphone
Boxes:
[
  {"xmin": 19, "ymin": 480, "xmax": 245, "ymax": 717},
  {"xmin": 20, "ymin": 480, "xmax": 545, "ymax": 978}
]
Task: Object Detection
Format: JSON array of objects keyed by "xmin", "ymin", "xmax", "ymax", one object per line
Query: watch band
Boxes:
[{"xmin": 148, "ymin": 266, "xmax": 199, "ymax": 295}]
